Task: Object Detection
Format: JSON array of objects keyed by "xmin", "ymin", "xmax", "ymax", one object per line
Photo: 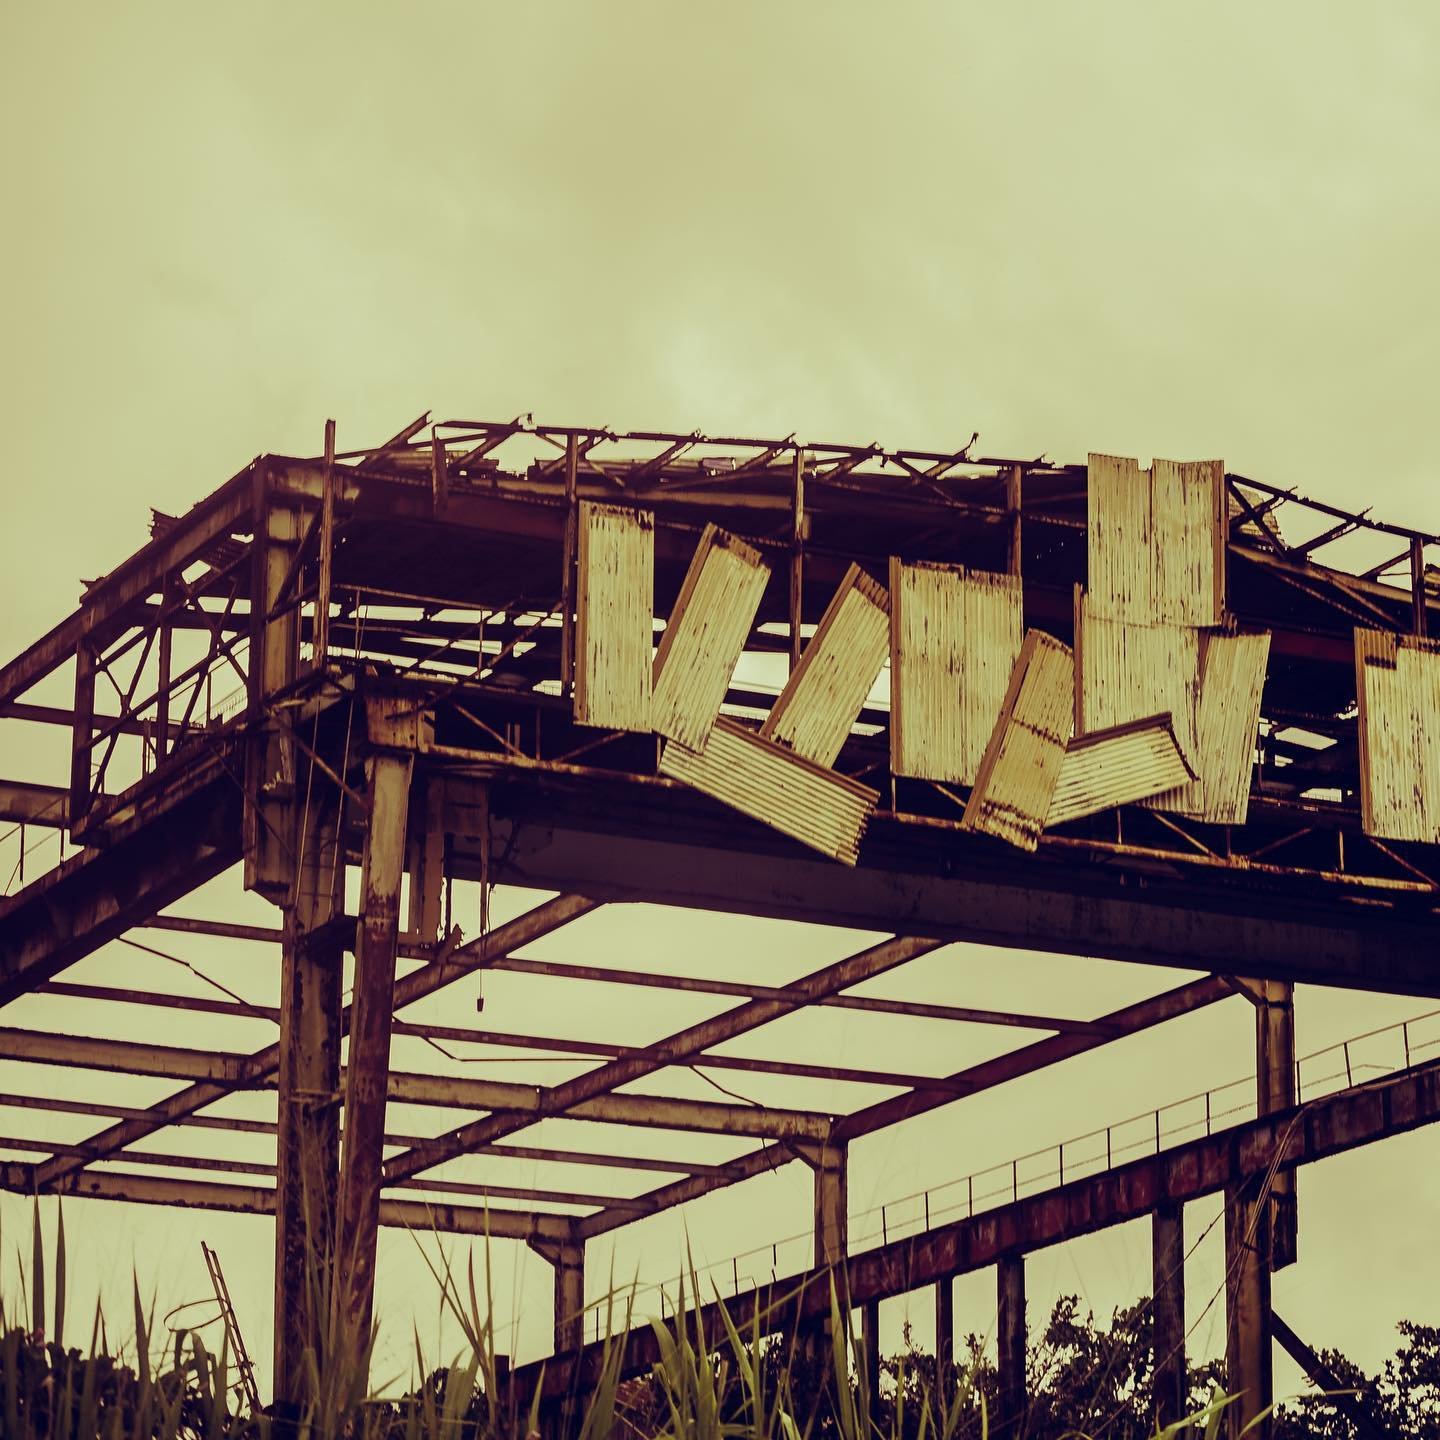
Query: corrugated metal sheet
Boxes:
[
  {"xmin": 660, "ymin": 716, "xmax": 878, "ymax": 865},
  {"xmin": 1355, "ymin": 628, "xmax": 1440, "ymax": 842},
  {"xmin": 651, "ymin": 524, "xmax": 771, "ymax": 752},
  {"xmin": 961, "ymin": 631, "xmax": 1074, "ymax": 851},
  {"xmin": 1075, "ymin": 593, "xmax": 1201, "ymax": 771},
  {"xmin": 574, "ymin": 502, "xmax": 654, "ymax": 731},
  {"xmin": 760, "ymin": 564, "xmax": 889, "ymax": 767},
  {"xmin": 1181, "ymin": 629, "xmax": 1270, "ymax": 822},
  {"xmin": 889, "ymin": 559, "xmax": 1022, "ymax": 785},
  {"xmin": 1088, "ymin": 453, "xmax": 1224, "ymax": 626},
  {"xmin": 1047, "ymin": 715, "xmax": 1196, "ymax": 826}
]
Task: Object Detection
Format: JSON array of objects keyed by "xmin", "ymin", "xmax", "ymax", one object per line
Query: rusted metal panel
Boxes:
[
  {"xmin": 1088, "ymin": 453, "xmax": 1224, "ymax": 626},
  {"xmin": 1182, "ymin": 629, "xmax": 1271, "ymax": 823},
  {"xmin": 1046, "ymin": 715, "xmax": 1195, "ymax": 826},
  {"xmin": 760, "ymin": 563, "xmax": 889, "ymax": 767},
  {"xmin": 890, "ymin": 559, "xmax": 1022, "ymax": 785},
  {"xmin": 1355, "ymin": 628, "xmax": 1440, "ymax": 842},
  {"xmin": 1075, "ymin": 593, "xmax": 1201, "ymax": 792},
  {"xmin": 962, "ymin": 631, "xmax": 1075, "ymax": 850},
  {"xmin": 1151, "ymin": 458, "xmax": 1226, "ymax": 626},
  {"xmin": 651, "ymin": 524, "xmax": 770, "ymax": 751},
  {"xmin": 574, "ymin": 502, "xmax": 655, "ymax": 731},
  {"xmin": 661, "ymin": 715, "xmax": 877, "ymax": 864}
]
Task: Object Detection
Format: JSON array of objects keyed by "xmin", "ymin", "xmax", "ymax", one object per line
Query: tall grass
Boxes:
[{"xmin": 1, "ymin": 1201, "xmax": 1242, "ymax": 1440}]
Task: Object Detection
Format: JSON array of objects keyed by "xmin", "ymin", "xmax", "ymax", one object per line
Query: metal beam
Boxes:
[
  {"xmin": 1224, "ymin": 1177, "xmax": 1272, "ymax": 1439},
  {"xmin": 996, "ymin": 1255, "xmax": 1026, "ymax": 1436},
  {"xmin": 478, "ymin": 795, "xmax": 1440, "ymax": 996},
  {"xmin": 578, "ymin": 978, "xmax": 1231, "ymax": 1240},
  {"xmin": 0, "ymin": 781, "xmax": 242, "ymax": 1007},
  {"xmin": 382, "ymin": 935, "xmax": 940, "ymax": 1184},
  {"xmin": 522, "ymin": 1057, "xmax": 1440, "ymax": 1396},
  {"xmin": 0, "ymin": 780, "xmax": 69, "ymax": 828},
  {"xmin": 0, "ymin": 1164, "xmax": 575, "ymax": 1243},
  {"xmin": 0, "ymin": 1027, "xmax": 832, "ymax": 1140},
  {"xmin": 1151, "ymin": 1204, "xmax": 1186, "ymax": 1429},
  {"xmin": 28, "ymin": 892, "xmax": 595, "ymax": 1189},
  {"xmin": 1272, "ymin": 1313, "xmax": 1393, "ymax": 1440}
]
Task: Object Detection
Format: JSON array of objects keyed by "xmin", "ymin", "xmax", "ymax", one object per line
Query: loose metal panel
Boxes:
[
  {"xmin": 1355, "ymin": 629, "xmax": 1440, "ymax": 842},
  {"xmin": 1088, "ymin": 453, "xmax": 1224, "ymax": 626},
  {"xmin": 1047, "ymin": 715, "xmax": 1196, "ymax": 827},
  {"xmin": 760, "ymin": 563, "xmax": 889, "ymax": 768},
  {"xmin": 660, "ymin": 716, "xmax": 878, "ymax": 865},
  {"xmin": 890, "ymin": 560, "xmax": 1022, "ymax": 785},
  {"xmin": 1180, "ymin": 629, "xmax": 1270, "ymax": 823},
  {"xmin": 961, "ymin": 631, "xmax": 1074, "ymax": 851},
  {"xmin": 1151, "ymin": 458, "xmax": 1225, "ymax": 626},
  {"xmin": 651, "ymin": 524, "xmax": 771, "ymax": 752},
  {"xmin": 1075, "ymin": 593, "xmax": 1201, "ymax": 774},
  {"xmin": 574, "ymin": 502, "xmax": 655, "ymax": 731}
]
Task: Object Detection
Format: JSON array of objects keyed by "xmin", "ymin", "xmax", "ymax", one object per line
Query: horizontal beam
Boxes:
[
  {"xmin": 0, "ymin": 1134, "xmax": 646, "ymax": 1212},
  {"xmin": 532, "ymin": 1057, "xmax": 1440, "ymax": 1394},
  {"xmin": 0, "ymin": 780, "xmax": 69, "ymax": 828},
  {"xmin": 0, "ymin": 782, "xmax": 242, "ymax": 1006},
  {"xmin": 578, "ymin": 976, "xmax": 1231, "ymax": 1239},
  {"xmin": 0, "ymin": 1090, "xmax": 743, "ymax": 1179},
  {"xmin": 0, "ymin": 1164, "xmax": 576, "ymax": 1243},
  {"xmin": 36, "ymin": 980, "xmax": 996, "ymax": 1095},
  {"xmin": 0, "ymin": 1026, "xmax": 832, "ymax": 1141},
  {"xmin": 472, "ymin": 777, "xmax": 1440, "ymax": 996}
]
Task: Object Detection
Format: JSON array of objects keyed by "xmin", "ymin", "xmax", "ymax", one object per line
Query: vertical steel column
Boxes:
[
  {"xmin": 334, "ymin": 737, "xmax": 413, "ymax": 1349},
  {"xmin": 934, "ymin": 1276, "xmax": 954, "ymax": 1404},
  {"xmin": 559, "ymin": 434, "xmax": 580, "ymax": 694},
  {"xmin": 996, "ymin": 1255, "xmax": 1026, "ymax": 1436},
  {"xmin": 861, "ymin": 1298, "xmax": 881, "ymax": 1428},
  {"xmin": 314, "ymin": 419, "xmax": 336, "ymax": 667},
  {"xmin": 68, "ymin": 637, "xmax": 96, "ymax": 828},
  {"xmin": 1256, "ymin": 978, "xmax": 1297, "ymax": 1268},
  {"xmin": 809, "ymin": 1139, "xmax": 848, "ymax": 1271},
  {"xmin": 1412, "ymin": 536, "xmax": 1428, "ymax": 638},
  {"xmin": 405, "ymin": 773, "xmax": 446, "ymax": 942},
  {"xmin": 541, "ymin": 1240, "xmax": 585, "ymax": 1354},
  {"xmin": 1224, "ymin": 1180, "xmax": 1273, "ymax": 1440},
  {"xmin": 273, "ymin": 790, "xmax": 344, "ymax": 1404},
  {"xmin": 1151, "ymin": 1203, "xmax": 1187, "ymax": 1428},
  {"xmin": 1006, "ymin": 464, "xmax": 1023, "ymax": 577}
]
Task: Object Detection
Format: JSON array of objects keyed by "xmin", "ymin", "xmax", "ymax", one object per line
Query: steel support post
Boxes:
[
  {"xmin": 405, "ymin": 773, "xmax": 446, "ymax": 943},
  {"xmin": 533, "ymin": 1239, "xmax": 585, "ymax": 1354},
  {"xmin": 273, "ymin": 790, "xmax": 345, "ymax": 1405},
  {"xmin": 334, "ymin": 743, "xmax": 413, "ymax": 1351},
  {"xmin": 1224, "ymin": 1180, "xmax": 1273, "ymax": 1440},
  {"xmin": 861, "ymin": 1298, "xmax": 881, "ymax": 1428},
  {"xmin": 797, "ymin": 1139, "xmax": 847, "ymax": 1372},
  {"xmin": 934, "ymin": 1276, "xmax": 954, "ymax": 1404},
  {"xmin": 996, "ymin": 1255, "xmax": 1026, "ymax": 1436},
  {"xmin": 1151, "ymin": 1203, "xmax": 1187, "ymax": 1429},
  {"xmin": 1255, "ymin": 978, "xmax": 1298, "ymax": 1268}
]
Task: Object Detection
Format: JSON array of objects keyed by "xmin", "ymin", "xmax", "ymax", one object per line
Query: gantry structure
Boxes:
[{"xmin": 1, "ymin": 415, "xmax": 1438, "ymax": 1438}]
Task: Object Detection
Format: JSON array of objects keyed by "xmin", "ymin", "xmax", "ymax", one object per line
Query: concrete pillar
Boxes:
[
  {"xmin": 934, "ymin": 1276, "xmax": 954, "ymax": 1404},
  {"xmin": 1255, "ymin": 979, "xmax": 1297, "ymax": 1269},
  {"xmin": 532, "ymin": 1239, "xmax": 586, "ymax": 1354},
  {"xmin": 810, "ymin": 1139, "xmax": 848, "ymax": 1272},
  {"xmin": 334, "ymin": 740, "xmax": 413, "ymax": 1352},
  {"xmin": 273, "ymin": 793, "xmax": 344, "ymax": 1404},
  {"xmin": 1151, "ymin": 1203, "xmax": 1187, "ymax": 1429},
  {"xmin": 1224, "ymin": 1181, "xmax": 1272, "ymax": 1440},
  {"xmin": 996, "ymin": 1255, "xmax": 1026, "ymax": 1436}
]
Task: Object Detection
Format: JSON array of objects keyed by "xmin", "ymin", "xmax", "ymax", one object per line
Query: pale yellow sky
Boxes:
[{"xmin": 1, "ymin": 0, "xmax": 1438, "ymax": 1402}]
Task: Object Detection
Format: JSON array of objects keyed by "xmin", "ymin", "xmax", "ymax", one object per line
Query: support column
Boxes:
[
  {"xmin": 1255, "ymin": 978, "xmax": 1297, "ymax": 1269},
  {"xmin": 861, "ymin": 1298, "xmax": 881, "ymax": 1427},
  {"xmin": 807, "ymin": 1139, "xmax": 848, "ymax": 1272},
  {"xmin": 1151, "ymin": 1203, "xmax": 1187, "ymax": 1429},
  {"xmin": 934, "ymin": 1276, "xmax": 954, "ymax": 1404},
  {"xmin": 532, "ymin": 1238, "xmax": 586, "ymax": 1354},
  {"xmin": 405, "ymin": 774, "xmax": 446, "ymax": 943},
  {"xmin": 996, "ymin": 1255, "xmax": 1026, "ymax": 1436},
  {"xmin": 273, "ymin": 790, "xmax": 345, "ymax": 1405},
  {"xmin": 1224, "ymin": 1180, "xmax": 1272, "ymax": 1440},
  {"xmin": 334, "ymin": 728, "xmax": 413, "ymax": 1352}
]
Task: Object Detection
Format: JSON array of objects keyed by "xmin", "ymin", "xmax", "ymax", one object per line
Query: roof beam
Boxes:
[
  {"xmin": 0, "ymin": 1164, "xmax": 575, "ymax": 1243},
  {"xmin": 29, "ymin": 893, "xmax": 596, "ymax": 1189},
  {"xmin": 578, "ymin": 976, "xmax": 1231, "ymax": 1239},
  {"xmin": 383, "ymin": 934, "xmax": 939, "ymax": 1184},
  {"xmin": 0, "ymin": 1025, "xmax": 831, "ymax": 1142},
  {"xmin": 0, "ymin": 781, "xmax": 69, "ymax": 828}
]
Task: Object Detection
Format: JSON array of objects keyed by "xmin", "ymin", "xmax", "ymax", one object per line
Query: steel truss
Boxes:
[{"xmin": 1, "ymin": 415, "xmax": 1437, "ymax": 1438}]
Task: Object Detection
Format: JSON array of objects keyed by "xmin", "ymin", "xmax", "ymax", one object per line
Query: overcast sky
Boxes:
[{"xmin": 2, "ymin": 0, "xmax": 1439, "ymax": 1404}]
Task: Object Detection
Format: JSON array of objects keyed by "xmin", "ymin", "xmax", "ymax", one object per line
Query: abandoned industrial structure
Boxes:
[{"xmin": 1, "ymin": 416, "xmax": 1437, "ymax": 1437}]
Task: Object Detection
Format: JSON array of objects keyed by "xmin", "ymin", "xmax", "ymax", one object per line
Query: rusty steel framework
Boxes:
[{"xmin": 1, "ymin": 414, "xmax": 1438, "ymax": 1438}]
